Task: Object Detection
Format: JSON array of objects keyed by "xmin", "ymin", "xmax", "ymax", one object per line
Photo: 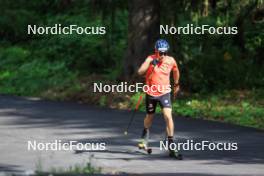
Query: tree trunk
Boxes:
[
  {"xmin": 234, "ymin": 1, "xmax": 258, "ymax": 52},
  {"xmin": 210, "ymin": 0, "xmax": 217, "ymax": 10},
  {"xmin": 203, "ymin": 0, "xmax": 209, "ymax": 17},
  {"xmin": 123, "ymin": 0, "xmax": 160, "ymax": 79}
]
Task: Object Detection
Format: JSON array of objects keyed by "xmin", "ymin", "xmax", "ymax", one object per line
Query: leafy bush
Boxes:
[{"xmin": 0, "ymin": 55, "xmax": 77, "ymax": 96}]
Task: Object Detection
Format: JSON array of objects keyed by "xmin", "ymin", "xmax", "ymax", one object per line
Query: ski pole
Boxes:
[
  {"xmin": 124, "ymin": 94, "xmax": 143, "ymax": 135},
  {"xmin": 124, "ymin": 54, "xmax": 158, "ymax": 135}
]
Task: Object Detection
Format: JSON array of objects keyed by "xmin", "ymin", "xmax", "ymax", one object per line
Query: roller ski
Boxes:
[
  {"xmin": 138, "ymin": 139, "xmax": 152, "ymax": 154},
  {"xmin": 138, "ymin": 128, "xmax": 152, "ymax": 154}
]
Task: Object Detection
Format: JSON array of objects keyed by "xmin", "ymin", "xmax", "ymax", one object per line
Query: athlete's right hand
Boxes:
[{"xmin": 138, "ymin": 57, "xmax": 153, "ymax": 75}]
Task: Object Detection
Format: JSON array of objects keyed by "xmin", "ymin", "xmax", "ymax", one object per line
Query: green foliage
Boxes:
[
  {"xmin": 130, "ymin": 92, "xmax": 144, "ymax": 109},
  {"xmin": 0, "ymin": 46, "xmax": 30, "ymax": 69},
  {"xmin": 0, "ymin": 0, "xmax": 263, "ymax": 94},
  {"xmin": 99, "ymin": 95, "xmax": 107, "ymax": 107},
  {"xmin": 173, "ymin": 92, "xmax": 264, "ymax": 129},
  {"xmin": 131, "ymin": 90, "xmax": 264, "ymax": 129},
  {"xmin": 36, "ymin": 162, "xmax": 101, "ymax": 175},
  {"xmin": 162, "ymin": 0, "xmax": 264, "ymax": 92},
  {"xmin": 0, "ymin": 1, "xmax": 128, "ymax": 96},
  {"xmin": 0, "ymin": 48, "xmax": 77, "ymax": 96}
]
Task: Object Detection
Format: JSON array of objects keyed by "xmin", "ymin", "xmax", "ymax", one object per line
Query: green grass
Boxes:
[
  {"xmin": 36, "ymin": 162, "xmax": 101, "ymax": 175},
  {"xmin": 34, "ymin": 149, "xmax": 101, "ymax": 175},
  {"xmin": 132, "ymin": 90, "xmax": 264, "ymax": 129}
]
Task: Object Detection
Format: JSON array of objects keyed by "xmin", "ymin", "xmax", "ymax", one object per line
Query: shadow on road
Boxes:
[
  {"xmin": 0, "ymin": 95, "xmax": 264, "ymax": 174},
  {"xmin": 0, "ymin": 164, "xmax": 25, "ymax": 174}
]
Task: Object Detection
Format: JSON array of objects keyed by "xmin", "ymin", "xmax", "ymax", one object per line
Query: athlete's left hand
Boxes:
[{"xmin": 173, "ymin": 84, "xmax": 180, "ymax": 99}]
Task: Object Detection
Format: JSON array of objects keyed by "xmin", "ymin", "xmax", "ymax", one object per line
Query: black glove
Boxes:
[{"xmin": 151, "ymin": 59, "xmax": 159, "ymax": 66}]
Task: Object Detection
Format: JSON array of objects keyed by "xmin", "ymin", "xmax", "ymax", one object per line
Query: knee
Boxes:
[
  {"xmin": 164, "ymin": 114, "xmax": 172, "ymax": 122},
  {"xmin": 163, "ymin": 110, "xmax": 173, "ymax": 121}
]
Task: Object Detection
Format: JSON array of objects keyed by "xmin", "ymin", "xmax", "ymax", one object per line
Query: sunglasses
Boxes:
[{"xmin": 159, "ymin": 51, "xmax": 167, "ymax": 56}]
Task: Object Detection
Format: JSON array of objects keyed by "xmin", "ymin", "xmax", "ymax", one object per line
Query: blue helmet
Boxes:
[{"xmin": 155, "ymin": 39, "xmax": 169, "ymax": 52}]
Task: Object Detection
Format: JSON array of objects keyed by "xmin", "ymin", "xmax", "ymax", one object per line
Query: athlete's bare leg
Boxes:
[
  {"xmin": 162, "ymin": 108, "xmax": 174, "ymax": 136},
  {"xmin": 162, "ymin": 107, "xmax": 180, "ymax": 156},
  {"xmin": 138, "ymin": 113, "xmax": 154, "ymax": 148},
  {"xmin": 144, "ymin": 113, "xmax": 154, "ymax": 129},
  {"xmin": 141, "ymin": 113, "xmax": 154, "ymax": 139}
]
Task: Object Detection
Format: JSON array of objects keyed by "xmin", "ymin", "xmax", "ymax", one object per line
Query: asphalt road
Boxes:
[{"xmin": 0, "ymin": 95, "xmax": 263, "ymax": 176}]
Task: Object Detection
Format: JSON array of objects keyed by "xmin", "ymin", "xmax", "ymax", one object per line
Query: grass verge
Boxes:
[
  {"xmin": 36, "ymin": 162, "xmax": 101, "ymax": 176},
  {"xmin": 132, "ymin": 90, "xmax": 264, "ymax": 129},
  {"xmin": 41, "ymin": 76, "xmax": 264, "ymax": 129},
  {"xmin": 1, "ymin": 73, "xmax": 263, "ymax": 130}
]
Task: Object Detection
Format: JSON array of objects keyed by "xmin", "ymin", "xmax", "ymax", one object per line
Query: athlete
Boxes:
[{"xmin": 137, "ymin": 39, "xmax": 180, "ymax": 157}]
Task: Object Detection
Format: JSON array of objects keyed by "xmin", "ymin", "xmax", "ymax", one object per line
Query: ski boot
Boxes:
[
  {"xmin": 169, "ymin": 149, "xmax": 183, "ymax": 160},
  {"xmin": 167, "ymin": 136, "xmax": 183, "ymax": 160},
  {"xmin": 138, "ymin": 128, "xmax": 152, "ymax": 154}
]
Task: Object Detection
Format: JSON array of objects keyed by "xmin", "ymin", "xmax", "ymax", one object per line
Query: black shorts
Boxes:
[{"xmin": 146, "ymin": 93, "xmax": 172, "ymax": 114}]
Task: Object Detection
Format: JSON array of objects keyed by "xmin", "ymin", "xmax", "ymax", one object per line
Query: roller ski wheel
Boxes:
[
  {"xmin": 138, "ymin": 140, "xmax": 152, "ymax": 154},
  {"xmin": 169, "ymin": 150, "xmax": 183, "ymax": 160}
]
